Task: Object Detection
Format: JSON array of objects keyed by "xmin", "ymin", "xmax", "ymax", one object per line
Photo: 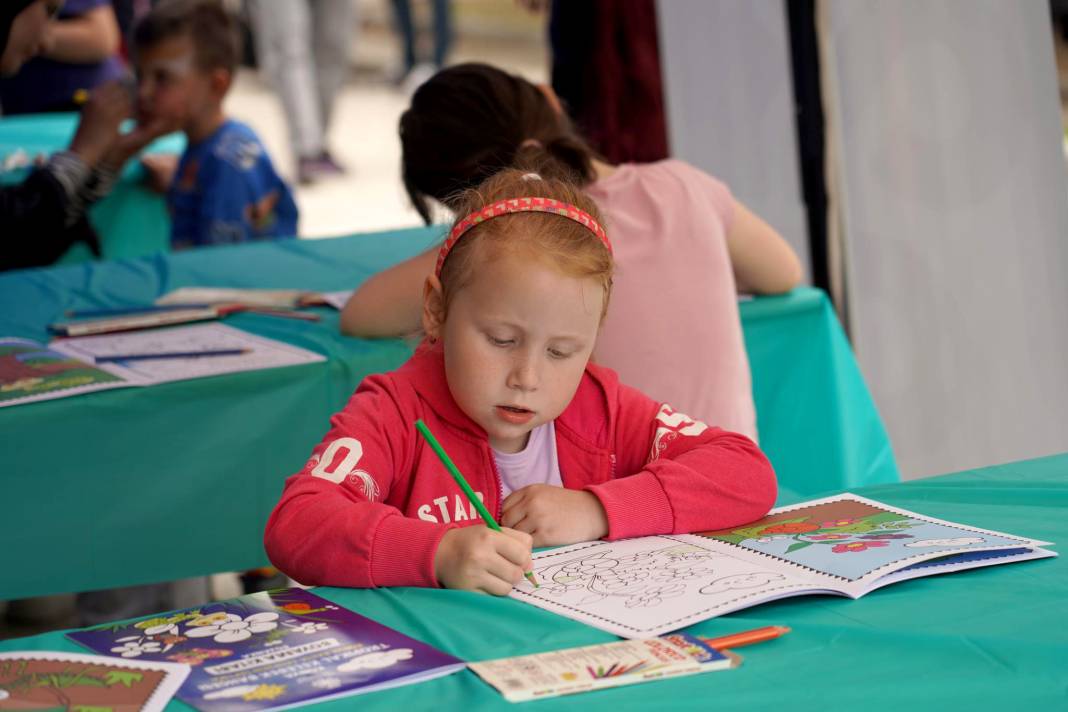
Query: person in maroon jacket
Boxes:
[{"xmin": 264, "ymin": 169, "xmax": 777, "ymax": 595}]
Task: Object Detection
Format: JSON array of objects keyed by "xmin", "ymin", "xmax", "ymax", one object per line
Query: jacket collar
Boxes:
[{"xmin": 397, "ymin": 340, "xmax": 487, "ymax": 438}]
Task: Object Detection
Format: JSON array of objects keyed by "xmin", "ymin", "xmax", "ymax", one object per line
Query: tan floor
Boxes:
[{"xmin": 226, "ymin": 0, "xmax": 548, "ymax": 238}]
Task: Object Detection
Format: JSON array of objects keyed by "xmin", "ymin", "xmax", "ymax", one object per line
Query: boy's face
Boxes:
[
  {"xmin": 134, "ymin": 34, "xmax": 221, "ymax": 128},
  {"xmin": 424, "ymin": 246, "xmax": 603, "ymax": 454}
]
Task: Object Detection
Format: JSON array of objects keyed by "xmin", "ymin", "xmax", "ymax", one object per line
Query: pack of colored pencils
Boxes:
[{"xmin": 468, "ymin": 633, "xmax": 737, "ymax": 702}]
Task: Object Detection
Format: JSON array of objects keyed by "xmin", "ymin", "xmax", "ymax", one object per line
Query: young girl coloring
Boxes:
[{"xmin": 265, "ymin": 170, "xmax": 777, "ymax": 595}]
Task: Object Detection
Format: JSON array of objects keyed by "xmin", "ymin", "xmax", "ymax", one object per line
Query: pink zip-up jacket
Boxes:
[{"xmin": 264, "ymin": 343, "xmax": 776, "ymax": 589}]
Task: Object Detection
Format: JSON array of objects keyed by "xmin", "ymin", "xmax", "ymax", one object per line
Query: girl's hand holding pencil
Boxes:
[
  {"xmin": 416, "ymin": 419, "xmax": 540, "ymax": 594},
  {"xmin": 434, "ymin": 526, "xmax": 535, "ymax": 596}
]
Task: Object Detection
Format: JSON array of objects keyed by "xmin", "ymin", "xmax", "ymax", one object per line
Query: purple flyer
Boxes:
[{"xmin": 67, "ymin": 589, "xmax": 464, "ymax": 711}]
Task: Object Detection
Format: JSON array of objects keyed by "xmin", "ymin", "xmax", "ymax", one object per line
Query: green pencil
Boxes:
[{"xmin": 415, "ymin": 419, "xmax": 539, "ymax": 588}]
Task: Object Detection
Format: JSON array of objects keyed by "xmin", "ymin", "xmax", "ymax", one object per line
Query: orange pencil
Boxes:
[{"xmin": 700, "ymin": 625, "xmax": 790, "ymax": 650}]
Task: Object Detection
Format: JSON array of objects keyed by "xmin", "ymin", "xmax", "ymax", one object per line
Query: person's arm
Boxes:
[
  {"xmin": 588, "ymin": 382, "xmax": 777, "ymax": 540},
  {"xmin": 264, "ymin": 375, "xmax": 451, "ymax": 588},
  {"xmin": 339, "ymin": 246, "xmax": 439, "ymax": 337},
  {"xmin": 725, "ymin": 198, "xmax": 804, "ymax": 295},
  {"xmin": 42, "ymin": 5, "xmax": 120, "ymax": 64},
  {"xmin": 78, "ymin": 92, "xmax": 182, "ymax": 213},
  {"xmin": 0, "ymin": 83, "xmax": 135, "ymax": 271},
  {"xmin": 0, "ymin": 166, "xmax": 83, "ymax": 271}
]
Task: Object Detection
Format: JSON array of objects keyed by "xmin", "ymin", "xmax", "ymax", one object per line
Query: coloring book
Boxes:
[
  {"xmin": 1, "ymin": 324, "xmax": 324, "ymax": 407},
  {"xmin": 510, "ymin": 493, "xmax": 1056, "ymax": 638},
  {"xmin": 67, "ymin": 589, "xmax": 465, "ymax": 712}
]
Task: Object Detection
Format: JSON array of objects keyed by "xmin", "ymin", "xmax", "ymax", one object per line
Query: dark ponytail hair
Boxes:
[{"xmin": 399, "ymin": 62, "xmax": 599, "ymax": 224}]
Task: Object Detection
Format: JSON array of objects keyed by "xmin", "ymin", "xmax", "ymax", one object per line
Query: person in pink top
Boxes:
[
  {"xmin": 266, "ymin": 169, "xmax": 777, "ymax": 594},
  {"xmin": 340, "ymin": 63, "xmax": 802, "ymax": 441}
]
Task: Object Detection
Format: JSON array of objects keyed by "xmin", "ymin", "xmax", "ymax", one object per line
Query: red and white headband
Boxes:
[{"xmin": 435, "ymin": 196, "xmax": 611, "ymax": 277}]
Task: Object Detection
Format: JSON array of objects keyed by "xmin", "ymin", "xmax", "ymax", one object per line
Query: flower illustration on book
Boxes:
[
  {"xmin": 186, "ymin": 612, "xmax": 231, "ymax": 629},
  {"xmin": 277, "ymin": 601, "xmax": 338, "ymax": 616},
  {"xmin": 807, "ymin": 534, "xmax": 851, "ymax": 540},
  {"xmin": 166, "ymin": 647, "xmax": 233, "ymax": 666},
  {"xmin": 623, "ymin": 584, "xmax": 686, "ymax": 608},
  {"xmin": 758, "ymin": 522, "xmax": 820, "ymax": 535},
  {"xmin": 286, "ymin": 621, "xmax": 328, "ymax": 635},
  {"xmin": 831, "ymin": 540, "xmax": 890, "ymax": 554},
  {"xmin": 184, "ymin": 612, "xmax": 279, "ymax": 643},
  {"xmin": 820, "ymin": 518, "xmax": 860, "ymax": 529},
  {"xmin": 109, "ymin": 637, "xmax": 162, "ymax": 658},
  {"xmin": 337, "ymin": 648, "xmax": 414, "ymax": 672},
  {"xmin": 141, "ymin": 623, "xmax": 179, "ymax": 637}
]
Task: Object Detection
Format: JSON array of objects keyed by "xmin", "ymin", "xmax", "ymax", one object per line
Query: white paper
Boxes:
[
  {"xmin": 319, "ymin": 290, "xmax": 353, "ymax": 310},
  {"xmin": 50, "ymin": 323, "xmax": 325, "ymax": 385},
  {"xmin": 510, "ymin": 536, "xmax": 819, "ymax": 639},
  {"xmin": 155, "ymin": 287, "xmax": 307, "ymax": 308}
]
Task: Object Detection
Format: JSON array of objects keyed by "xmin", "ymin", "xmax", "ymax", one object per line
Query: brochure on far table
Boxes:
[
  {"xmin": 67, "ymin": 588, "xmax": 465, "ymax": 712},
  {"xmin": 0, "ymin": 323, "xmax": 324, "ymax": 407},
  {"xmin": 155, "ymin": 286, "xmax": 353, "ymax": 310},
  {"xmin": 0, "ymin": 650, "xmax": 189, "ymax": 712}
]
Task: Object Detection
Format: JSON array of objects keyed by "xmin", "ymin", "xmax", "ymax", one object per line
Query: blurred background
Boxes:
[
  {"xmin": 224, "ymin": 0, "xmax": 1068, "ymax": 483},
  {"xmin": 1, "ymin": 0, "xmax": 1067, "ymax": 639},
  {"xmin": 225, "ymin": 0, "xmax": 547, "ymax": 236}
]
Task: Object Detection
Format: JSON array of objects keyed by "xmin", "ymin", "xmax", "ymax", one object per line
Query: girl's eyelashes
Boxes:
[
  {"xmin": 547, "ymin": 347, "xmax": 572, "ymax": 360},
  {"xmin": 487, "ymin": 335, "xmax": 514, "ymax": 347}
]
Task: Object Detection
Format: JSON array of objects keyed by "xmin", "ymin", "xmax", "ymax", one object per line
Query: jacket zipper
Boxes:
[{"xmin": 487, "ymin": 449, "xmax": 505, "ymax": 521}]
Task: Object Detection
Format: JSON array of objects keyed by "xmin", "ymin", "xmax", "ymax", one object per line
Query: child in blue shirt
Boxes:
[{"xmin": 132, "ymin": 0, "xmax": 297, "ymax": 248}]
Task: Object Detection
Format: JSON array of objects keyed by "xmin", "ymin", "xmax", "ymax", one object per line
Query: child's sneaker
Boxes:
[{"xmin": 297, "ymin": 151, "xmax": 346, "ymax": 185}]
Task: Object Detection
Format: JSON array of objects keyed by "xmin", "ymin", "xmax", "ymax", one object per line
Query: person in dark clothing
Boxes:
[{"xmin": 1, "ymin": 0, "xmax": 175, "ymax": 272}]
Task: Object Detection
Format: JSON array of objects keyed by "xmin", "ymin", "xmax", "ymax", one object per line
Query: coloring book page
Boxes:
[
  {"xmin": 692, "ymin": 493, "xmax": 1051, "ymax": 586},
  {"xmin": 0, "ymin": 337, "xmax": 128, "ymax": 407},
  {"xmin": 510, "ymin": 495, "xmax": 1055, "ymax": 638},
  {"xmin": 510, "ymin": 536, "xmax": 820, "ymax": 639},
  {"xmin": 51, "ymin": 323, "xmax": 325, "ymax": 385}
]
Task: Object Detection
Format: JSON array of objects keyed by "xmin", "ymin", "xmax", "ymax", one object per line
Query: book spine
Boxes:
[{"xmin": 54, "ymin": 309, "xmax": 220, "ymax": 336}]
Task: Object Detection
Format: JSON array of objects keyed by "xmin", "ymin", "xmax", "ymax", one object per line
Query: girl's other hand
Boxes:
[
  {"xmin": 68, "ymin": 81, "xmax": 131, "ymax": 167},
  {"xmin": 501, "ymin": 485, "xmax": 608, "ymax": 547},
  {"xmin": 434, "ymin": 526, "xmax": 533, "ymax": 595}
]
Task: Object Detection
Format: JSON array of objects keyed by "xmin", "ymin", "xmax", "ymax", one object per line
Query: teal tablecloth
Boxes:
[
  {"xmin": 0, "ymin": 112, "xmax": 185, "ymax": 263},
  {"xmin": 0, "ymin": 454, "xmax": 1061, "ymax": 709},
  {"xmin": 0, "ymin": 227, "xmax": 897, "ymax": 600}
]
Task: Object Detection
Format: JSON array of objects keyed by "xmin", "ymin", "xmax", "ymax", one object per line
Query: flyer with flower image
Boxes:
[
  {"xmin": 0, "ymin": 651, "xmax": 189, "ymax": 712},
  {"xmin": 67, "ymin": 589, "xmax": 465, "ymax": 712}
]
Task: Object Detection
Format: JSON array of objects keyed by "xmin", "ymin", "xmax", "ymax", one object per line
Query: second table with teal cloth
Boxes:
[
  {"xmin": 0, "ymin": 226, "xmax": 899, "ymax": 600},
  {"xmin": 0, "ymin": 112, "xmax": 185, "ymax": 263},
  {"xmin": 0, "ymin": 455, "xmax": 1061, "ymax": 709}
]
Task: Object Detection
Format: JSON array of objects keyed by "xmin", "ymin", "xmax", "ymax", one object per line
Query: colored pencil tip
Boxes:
[{"xmin": 525, "ymin": 571, "xmax": 540, "ymax": 588}]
